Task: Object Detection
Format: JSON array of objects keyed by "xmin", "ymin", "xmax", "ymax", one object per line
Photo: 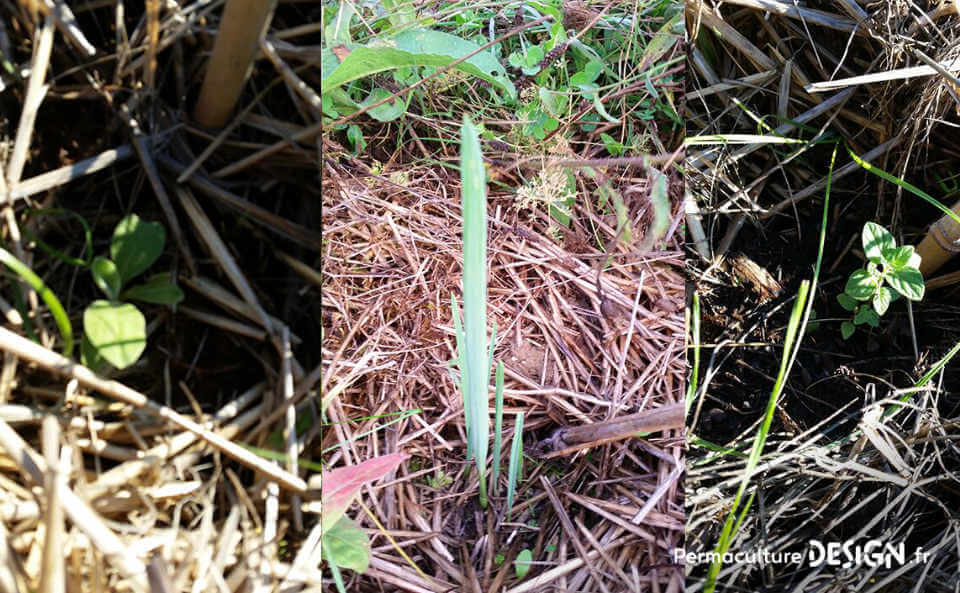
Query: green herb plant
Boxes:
[
  {"xmin": 837, "ymin": 222, "xmax": 924, "ymax": 339},
  {"xmin": 83, "ymin": 214, "xmax": 183, "ymax": 371}
]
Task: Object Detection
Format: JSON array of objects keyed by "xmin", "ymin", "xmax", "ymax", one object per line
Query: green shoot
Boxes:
[
  {"xmin": 505, "ymin": 412, "xmax": 524, "ymax": 520},
  {"xmin": 491, "ymin": 361, "xmax": 504, "ymax": 497},
  {"xmin": 0, "ymin": 247, "xmax": 73, "ymax": 357},
  {"xmin": 457, "ymin": 115, "xmax": 490, "ymax": 508}
]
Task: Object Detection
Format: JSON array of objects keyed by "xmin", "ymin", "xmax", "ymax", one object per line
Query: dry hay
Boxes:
[
  {"xmin": 321, "ymin": 154, "xmax": 685, "ymax": 591},
  {"xmin": 0, "ymin": 1, "xmax": 322, "ymax": 592}
]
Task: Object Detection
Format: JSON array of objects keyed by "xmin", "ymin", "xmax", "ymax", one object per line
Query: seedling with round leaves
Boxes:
[
  {"xmin": 83, "ymin": 214, "xmax": 183, "ymax": 370},
  {"xmin": 838, "ymin": 222, "xmax": 924, "ymax": 339}
]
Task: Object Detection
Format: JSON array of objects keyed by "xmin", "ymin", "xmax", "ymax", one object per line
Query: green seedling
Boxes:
[
  {"xmin": 838, "ymin": 222, "xmax": 924, "ymax": 339},
  {"xmin": 83, "ymin": 214, "xmax": 183, "ymax": 371},
  {"xmin": 320, "ymin": 453, "xmax": 409, "ymax": 589},
  {"xmin": 515, "ymin": 549, "xmax": 533, "ymax": 579}
]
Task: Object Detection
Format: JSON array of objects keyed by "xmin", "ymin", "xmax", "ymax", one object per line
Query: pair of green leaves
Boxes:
[
  {"xmin": 83, "ymin": 215, "xmax": 183, "ymax": 370},
  {"xmin": 838, "ymin": 222, "xmax": 924, "ymax": 339}
]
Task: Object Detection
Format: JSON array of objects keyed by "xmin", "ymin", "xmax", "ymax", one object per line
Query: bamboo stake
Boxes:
[
  {"xmin": 916, "ymin": 198, "xmax": 960, "ymax": 276},
  {"xmin": 193, "ymin": 0, "xmax": 277, "ymax": 128}
]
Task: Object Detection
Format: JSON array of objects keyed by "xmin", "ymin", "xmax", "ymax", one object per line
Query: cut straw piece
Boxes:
[
  {"xmin": 720, "ymin": 0, "xmax": 857, "ymax": 31},
  {"xmin": 806, "ymin": 58, "xmax": 960, "ymax": 92},
  {"xmin": 0, "ymin": 418, "xmax": 148, "ymax": 592},
  {"xmin": 6, "ymin": 15, "xmax": 54, "ymax": 187},
  {"xmin": 39, "ymin": 0, "xmax": 96, "ymax": 55},
  {"xmin": 179, "ymin": 306, "xmax": 268, "ymax": 340},
  {"xmin": 0, "ymin": 327, "xmax": 306, "ymax": 492},
  {"xmin": 87, "ymin": 383, "xmax": 262, "ymax": 497},
  {"xmin": 172, "ymin": 185, "xmax": 274, "ymax": 335}
]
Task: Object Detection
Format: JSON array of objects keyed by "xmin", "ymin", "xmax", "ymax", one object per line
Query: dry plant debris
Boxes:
[{"xmin": 0, "ymin": 1, "xmax": 321, "ymax": 592}]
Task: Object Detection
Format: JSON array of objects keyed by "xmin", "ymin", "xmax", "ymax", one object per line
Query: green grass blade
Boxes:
[
  {"xmin": 460, "ymin": 116, "xmax": 489, "ymax": 507},
  {"xmin": 505, "ymin": 411, "xmax": 524, "ymax": 520},
  {"xmin": 687, "ymin": 292, "xmax": 700, "ymax": 416},
  {"xmin": 704, "ymin": 281, "xmax": 809, "ymax": 592},
  {"xmin": 491, "ymin": 361, "xmax": 504, "ymax": 497},
  {"xmin": 846, "ymin": 144, "xmax": 960, "ymax": 226},
  {"xmin": 0, "ymin": 247, "xmax": 73, "ymax": 357}
]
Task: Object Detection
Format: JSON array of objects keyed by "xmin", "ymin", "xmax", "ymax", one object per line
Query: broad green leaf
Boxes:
[
  {"xmin": 886, "ymin": 267, "xmax": 925, "ymax": 301},
  {"xmin": 83, "ymin": 300, "xmax": 146, "ymax": 369},
  {"xmin": 121, "ymin": 273, "xmax": 184, "ymax": 305},
  {"xmin": 110, "ymin": 214, "xmax": 165, "ymax": 284},
  {"xmin": 845, "ymin": 269, "xmax": 877, "ymax": 300},
  {"xmin": 91, "ymin": 257, "xmax": 121, "ymax": 301},
  {"xmin": 515, "ymin": 549, "xmax": 533, "ymax": 579},
  {"xmin": 80, "ymin": 333, "xmax": 108, "ymax": 374},
  {"xmin": 320, "ymin": 453, "xmax": 409, "ymax": 528},
  {"xmin": 362, "ymin": 88, "xmax": 406, "ymax": 122},
  {"xmin": 321, "ymin": 30, "xmax": 516, "ymax": 99},
  {"xmin": 321, "ymin": 516, "xmax": 370, "ymax": 573},
  {"xmin": 862, "ymin": 222, "xmax": 894, "ymax": 264},
  {"xmin": 872, "ymin": 286, "xmax": 892, "ymax": 316},
  {"xmin": 837, "ymin": 292, "xmax": 857, "ymax": 311},
  {"xmin": 854, "ymin": 306, "xmax": 880, "ymax": 327},
  {"xmin": 841, "ymin": 321, "xmax": 855, "ymax": 340}
]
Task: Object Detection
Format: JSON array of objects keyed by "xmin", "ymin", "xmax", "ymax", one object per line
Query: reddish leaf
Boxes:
[{"xmin": 321, "ymin": 453, "xmax": 408, "ymax": 527}]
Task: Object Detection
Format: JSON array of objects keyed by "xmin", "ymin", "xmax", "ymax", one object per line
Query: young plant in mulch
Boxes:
[
  {"xmin": 83, "ymin": 214, "xmax": 183, "ymax": 370},
  {"xmin": 838, "ymin": 222, "xmax": 924, "ymax": 339},
  {"xmin": 319, "ymin": 453, "xmax": 409, "ymax": 590}
]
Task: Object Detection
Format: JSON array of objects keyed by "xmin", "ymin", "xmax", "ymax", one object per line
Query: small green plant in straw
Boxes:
[
  {"xmin": 837, "ymin": 222, "xmax": 924, "ymax": 339},
  {"xmin": 83, "ymin": 214, "xmax": 183, "ymax": 371}
]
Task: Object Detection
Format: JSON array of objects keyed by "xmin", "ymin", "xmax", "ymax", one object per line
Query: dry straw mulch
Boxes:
[
  {"xmin": 321, "ymin": 153, "xmax": 685, "ymax": 591},
  {"xmin": 0, "ymin": 1, "xmax": 321, "ymax": 592}
]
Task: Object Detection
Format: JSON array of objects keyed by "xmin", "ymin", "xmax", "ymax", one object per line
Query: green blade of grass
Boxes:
[
  {"xmin": 491, "ymin": 361, "xmax": 504, "ymax": 497},
  {"xmin": 505, "ymin": 411, "xmax": 524, "ymax": 520},
  {"xmin": 460, "ymin": 116, "xmax": 490, "ymax": 507},
  {"xmin": 687, "ymin": 291, "xmax": 700, "ymax": 417},
  {"xmin": 0, "ymin": 247, "xmax": 73, "ymax": 357}
]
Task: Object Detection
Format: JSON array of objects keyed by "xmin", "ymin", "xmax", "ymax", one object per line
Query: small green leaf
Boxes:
[
  {"xmin": 538, "ymin": 88, "xmax": 567, "ymax": 117},
  {"xmin": 854, "ymin": 307, "xmax": 880, "ymax": 327},
  {"xmin": 845, "ymin": 269, "xmax": 877, "ymax": 300},
  {"xmin": 346, "ymin": 124, "xmax": 365, "ymax": 152},
  {"xmin": 862, "ymin": 222, "xmax": 895, "ymax": 264},
  {"xmin": 363, "ymin": 88, "xmax": 406, "ymax": 122},
  {"xmin": 600, "ymin": 133, "xmax": 625, "ymax": 156},
  {"xmin": 321, "ymin": 516, "xmax": 370, "ymax": 574},
  {"xmin": 515, "ymin": 549, "xmax": 532, "ymax": 579},
  {"xmin": 883, "ymin": 245, "xmax": 917, "ymax": 270},
  {"xmin": 121, "ymin": 273, "xmax": 184, "ymax": 305},
  {"xmin": 91, "ymin": 257, "xmax": 121, "ymax": 300},
  {"xmin": 111, "ymin": 214, "xmax": 165, "ymax": 284},
  {"xmin": 886, "ymin": 267, "xmax": 925, "ymax": 301},
  {"xmin": 837, "ymin": 292, "xmax": 857, "ymax": 311},
  {"xmin": 841, "ymin": 321, "xmax": 855, "ymax": 340},
  {"xmin": 83, "ymin": 300, "xmax": 146, "ymax": 369},
  {"xmin": 872, "ymin": 286, "xmax": 891, "ymax": 315}
]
